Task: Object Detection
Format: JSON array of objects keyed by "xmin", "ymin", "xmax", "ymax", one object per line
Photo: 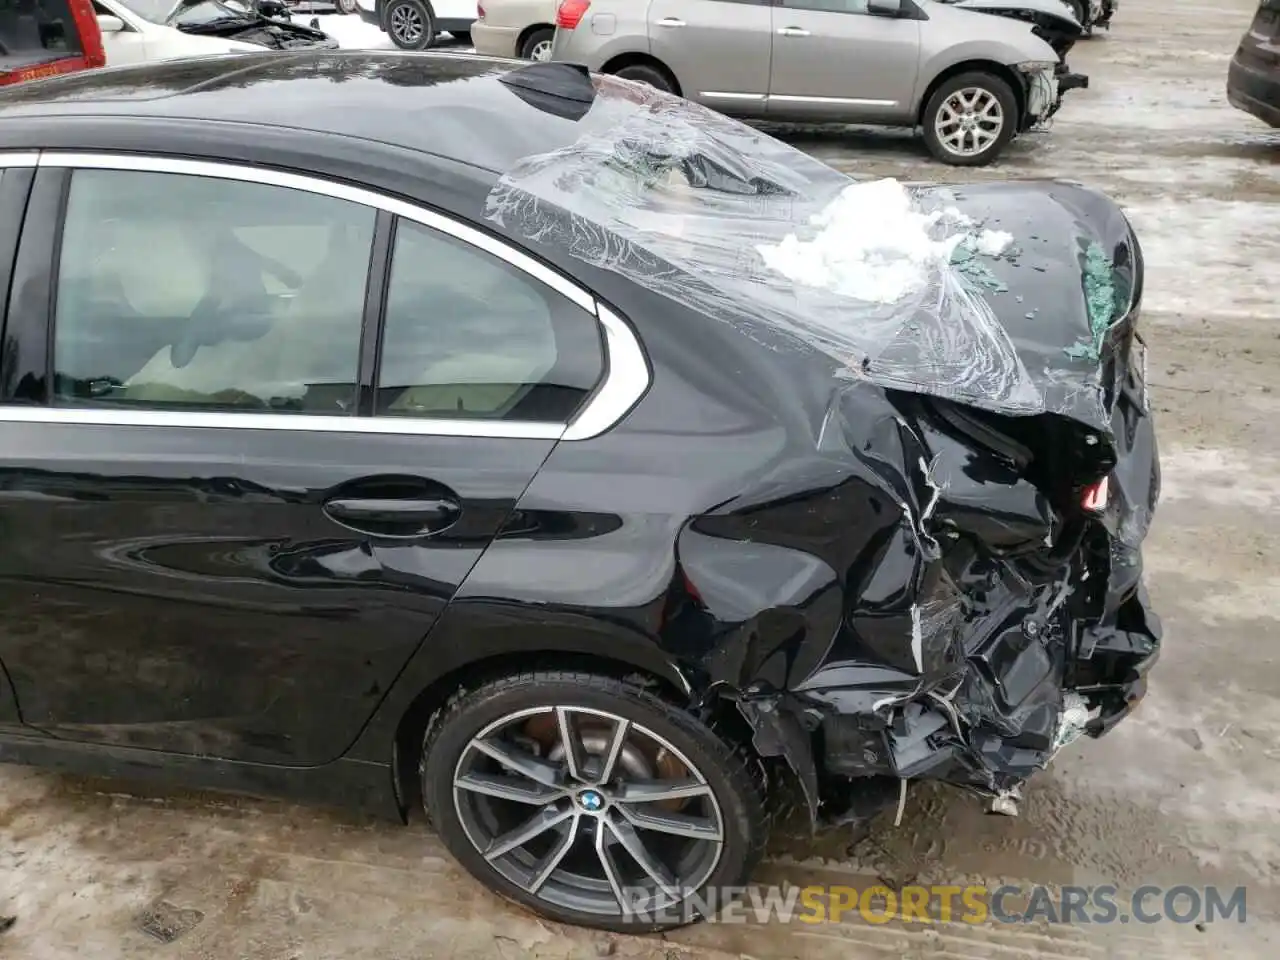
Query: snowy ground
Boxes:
[{"xmin": 2, "ymin": 1, "xmax": 1279, "ymax": 958}]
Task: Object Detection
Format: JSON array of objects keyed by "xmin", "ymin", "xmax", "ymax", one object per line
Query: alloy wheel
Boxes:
[
  {"xmin": 451, "ymin": 705, "xmax": 725, "ymax": 917},
  {"xmin": 529, "ymin": 38, "xmax": 553, "ymax": 62},
  {"xmin": 389, "ymin": 4, "xmax": 424, "ymax": 44},
  {"xmin": 935, "ymin": 86, "xmax": 1005, "ymax": 159}
]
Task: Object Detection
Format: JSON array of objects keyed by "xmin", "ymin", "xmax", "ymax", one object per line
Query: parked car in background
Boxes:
[
  {"xmin": 2, "ymin": 0, "xmax": 106, "ymax": 85},
  {"xmin": 551, "ymin": 0, "xmax": 1084, "ymax": 166},
  {"xmin": 90, "ymin": 0, "xmax": 336, "ymax": 63},
  {"xmin": 354, "ymin": 0, "xmax": 474, "ymax": 48},
  {"xmin": 473, "ymin": 0, "xmax": 555, "ymax": 60},
  {"xmin": 1228, "ymin": 0, "xmax": 1279, "ymax": 127}
]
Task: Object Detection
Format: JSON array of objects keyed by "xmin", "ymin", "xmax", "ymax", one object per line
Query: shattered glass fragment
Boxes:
[
  {"xmin": 1052, "ymin": 692, "xmax": 1091, "ymax": 752},
  {"xmin": 1064, "ymin": 241, "xmax": 1120, "ymax": 362}
]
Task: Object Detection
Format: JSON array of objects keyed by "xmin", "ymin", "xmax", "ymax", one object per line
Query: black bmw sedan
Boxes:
[{"xmin": 0, "ymin": 52, "xmax": 1160, "ymax": 931}]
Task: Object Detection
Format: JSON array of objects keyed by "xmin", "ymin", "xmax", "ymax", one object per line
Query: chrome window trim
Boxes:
[
  {"xmin": 561, "ymin": 306, "xmax": 649, "ymax": 442},
  {"xmin": 0, "ymin": 406, "xmax": 565, "ymax": 439},
  {"xmin": 0, "ymin": 151, "xmax": 653, "ymax": 441}
]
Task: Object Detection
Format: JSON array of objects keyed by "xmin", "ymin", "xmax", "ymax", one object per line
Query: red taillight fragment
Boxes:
[
  {"xmin": 557, "ymin": 0, "xmax": 590, "ymax": 29},
  {"xmin": 477, "ymin": 2, "xmax": 485, "ymax": 18},
  {"xmin": 1081, "ymin": 476, "xmax": 1110, "ymax": 512}
]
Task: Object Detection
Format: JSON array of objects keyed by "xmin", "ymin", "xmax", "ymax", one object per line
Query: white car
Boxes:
[
  {"xmin": 91, "ymin": 0, "xmax": 337, "ymax": 65},
  {"xmin": 354, "ymin": 0, "xmax": 475, "ymax": 50},
  {"xmin": 472, "ymin": 0, "xmax": 555, "ymax": 61}
]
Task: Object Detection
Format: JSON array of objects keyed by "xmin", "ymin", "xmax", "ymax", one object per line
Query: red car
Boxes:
[{"xmin": 1, "ymin": 0, "xmax": 105, "ymax": 87}]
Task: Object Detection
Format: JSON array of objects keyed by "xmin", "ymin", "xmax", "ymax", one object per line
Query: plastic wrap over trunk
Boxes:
[{"xmin": 486, "ymin": 72, "xmax": 1137, "ymax": 437}]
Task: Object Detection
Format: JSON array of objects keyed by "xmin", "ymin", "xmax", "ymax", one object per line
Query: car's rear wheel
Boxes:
[
  {"xmin": 335, "ymin": 0, "xmax": 357, "ymax": 13},
  {"xmin": 520, "ymin": 26, "xmax": 555, "ymax": 61},
  {"xmin": 421, "ymin": 672, "xmax": 767, "ymax": 931},
  {"xmin": 613, "ymin": 63, "xmax": 675, "ymax": 93},
  {"xmin": 386, "ymin": 0, "xmax": 435, "ymax": 50},
  {"xmin": 922, "ymin": 72, "xmax": 1018, "ymax": 167}
]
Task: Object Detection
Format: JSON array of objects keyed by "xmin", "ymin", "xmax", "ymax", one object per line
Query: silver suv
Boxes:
[{"xmin": 551, "ymin": 0, "xmax": 1073, "ymax": 165}]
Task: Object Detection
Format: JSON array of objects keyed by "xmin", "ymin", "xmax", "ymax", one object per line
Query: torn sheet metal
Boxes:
[
  {"xmin": 485, "ymin": 75, "xmax": 1138, "ymax": 436},
  {"xmin": 485, "ymin": 65, "xmax": 1159, "ymax": 825}
]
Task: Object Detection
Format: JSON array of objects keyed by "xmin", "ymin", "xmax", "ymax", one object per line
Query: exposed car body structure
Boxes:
[
  {"xmin": 953, "ymin": 0, "xmax": 1082, "ymax": 56},
  {"xmin": 1228, "ymin": 0, "xmax": 1280, "ymax": 127},
  {"xmin": 171, "ymin": 0, "xmax": 337, "ymax": 48},
  {"xmin": 487, "ymin": 62, "xmax": 1161, "ymax": 822},
  {"xmin": 91, "ymin": 0, "xmax": 336, "ymax": 63},
  {"xmin": 550, "ymin": 0, "xmax": 1083, "ymax": 166},
  {"xmin": 0, "ymin": 53, "xmax": 1160, "ymax": 931}
]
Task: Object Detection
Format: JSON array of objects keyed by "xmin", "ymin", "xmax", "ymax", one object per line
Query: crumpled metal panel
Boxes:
[{"xmin": 483, "ymin": 66, "xmax": 1160, "ymax": 825}]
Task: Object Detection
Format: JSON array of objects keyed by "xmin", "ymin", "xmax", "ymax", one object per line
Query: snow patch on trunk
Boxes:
[{"xmin": 756, "ymin": 178, "xmax": 1016, "ymax": 305}]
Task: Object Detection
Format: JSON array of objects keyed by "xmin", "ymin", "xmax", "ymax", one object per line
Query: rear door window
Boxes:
[
  {"xmin": 53, "ymin": 168, "xmax": 376, "ymax": 414},
  {"xmin": 375, "ymin": 218, "xmax": 604, "ymax": 423}
]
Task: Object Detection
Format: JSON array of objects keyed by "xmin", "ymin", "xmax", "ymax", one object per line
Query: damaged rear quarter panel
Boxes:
[{"xmin": 467, "ymin": 70, "xmax": 1161, "ymax": 824}]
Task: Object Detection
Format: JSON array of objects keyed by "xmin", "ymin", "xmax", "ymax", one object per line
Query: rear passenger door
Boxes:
[
  {"xmin": 646, "ymin": 0, "xmax": 774, "ymax": 116},
  {"xmin": 0, "ymin": 155, "xmax": 604, "ymax": 765}
]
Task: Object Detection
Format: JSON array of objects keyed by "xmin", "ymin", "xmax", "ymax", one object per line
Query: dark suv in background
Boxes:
[{"xmin": 1228, "ymin": 0, "xmax": 1280, "ymax": 126}]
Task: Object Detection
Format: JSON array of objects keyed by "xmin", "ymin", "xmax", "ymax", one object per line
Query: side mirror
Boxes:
[
  {"xmin": 867, "ymin": 0, "xmax": 903, "ymax": 16},
  {"xmin": 96, "ymin": 13, "xmax": 126, "ymax": 32}
]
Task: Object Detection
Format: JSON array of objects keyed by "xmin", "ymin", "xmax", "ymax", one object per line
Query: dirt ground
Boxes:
[{"xmin": 2, "ymin": 1, "xmax": 1279, "ymax": 957}]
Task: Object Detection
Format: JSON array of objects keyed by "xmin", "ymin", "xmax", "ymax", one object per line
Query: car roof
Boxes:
[{"xmin": 0, "ymin": 51, "xmax": 597, "ymax": 175}]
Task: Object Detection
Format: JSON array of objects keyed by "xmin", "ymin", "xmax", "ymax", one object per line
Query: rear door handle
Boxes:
[
  {"xmin": 777, "ymin": 26, "xmax": 811, "ymax": 36},
  {"xmin": 656, "ymin": 17, "xmax": 685, "ymax": 26},
  {"xmin": 323, "ymin": 497, "xmax": 461, "ymax": 538}
]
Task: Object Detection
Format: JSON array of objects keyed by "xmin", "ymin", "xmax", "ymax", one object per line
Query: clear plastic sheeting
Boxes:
[{"xmin": 485, "ymin": 75, "xmax": 1050, "ymax": 418}]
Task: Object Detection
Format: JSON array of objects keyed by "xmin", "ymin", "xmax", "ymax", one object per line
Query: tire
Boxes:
[
  {"xmin": 335, "ymin": 0, "xmax": 357, "ymax": 14},
  {"xmin": 422, "ymin": 671, "xmax": 768, "ymax": 932},
  {"xmin": 385, "ymin": 0, "xmax": 435, "ymax": 50},
  {"xmin": 1066, "ymin": 0, "xmax": 1086, "ymax": 25},
  {"xmin": 613, "ymin": 63, "xmax": 674, "ymax": 93},
  {"xmin": 519, "ymin": 26, "xmax": 554, "ymax": 62},
  {"xmin": 450, "ymin": 29, "xmax": 471, "ymax": 43},
  {"xmin": 921, "ymin": 71, "xmax": 1018, "ymax": 167}
]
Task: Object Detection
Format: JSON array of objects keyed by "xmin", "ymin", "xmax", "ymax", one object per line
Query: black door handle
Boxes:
[{"xmin": 322, "ymin": 497, "xmax": 461, "ymax": 538}]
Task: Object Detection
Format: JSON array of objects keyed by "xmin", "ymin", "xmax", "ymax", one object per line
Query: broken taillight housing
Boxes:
[
  {"xmin": 1081, "ymin": 476, "xmax": 1110, "ymax": 512},
  {"xmin": 557, "ymin": 0, "xmax": 590, "ymax": 28}
]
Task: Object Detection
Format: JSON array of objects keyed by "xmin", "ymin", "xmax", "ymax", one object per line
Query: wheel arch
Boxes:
[
  {"xmin": 515, "ymin": 21, "xmax": 555, "ymax": 56},
  {"xmin": 917, "ymin": 60, "xmax": 1027, "ymax": 128},
  {"xmin": 599, "ymin": 52, "xmax": 682, "ymax": 96},
  {"xmin": 389, "ymin": 644, "xmax": 696, "ymax": 824}
]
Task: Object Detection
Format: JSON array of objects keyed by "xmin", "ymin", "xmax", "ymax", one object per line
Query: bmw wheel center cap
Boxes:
[{"xmin": 577, "ymin": 790, "xmax": 605, "ymax": 812}]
